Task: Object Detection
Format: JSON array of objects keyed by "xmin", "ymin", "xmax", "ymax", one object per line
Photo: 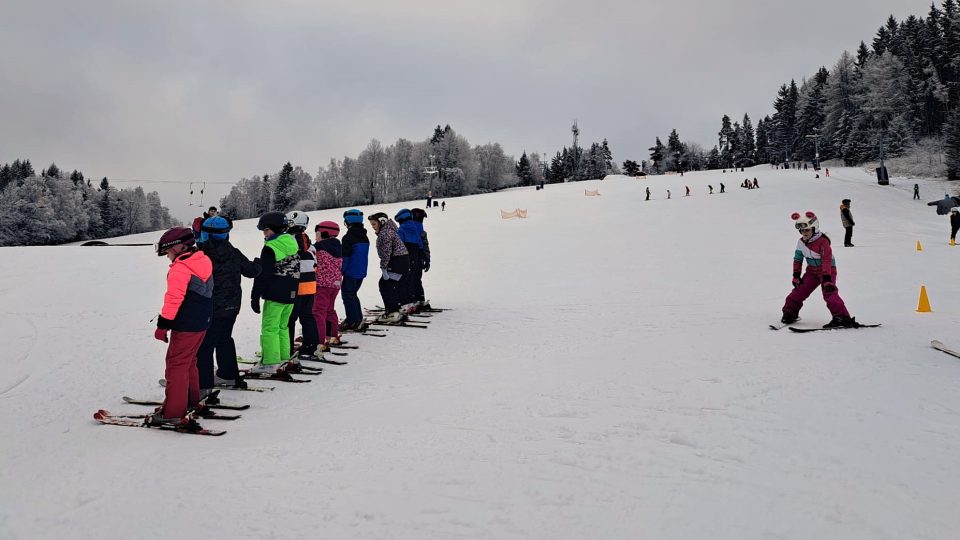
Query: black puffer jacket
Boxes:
[{"xmin": 200, "ymin": 239, "xmax": 261, "ymax": 318}]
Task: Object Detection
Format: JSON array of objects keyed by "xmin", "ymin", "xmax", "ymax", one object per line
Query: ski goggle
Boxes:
[{"xmin": 795, "ymin": 222, "xmax": 814, "ymax": 231}]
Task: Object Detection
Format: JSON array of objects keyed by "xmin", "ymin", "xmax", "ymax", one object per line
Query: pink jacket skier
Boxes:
[{"xmin": 781, "ymin": 211, "xmax": 858, "ymax": 328}]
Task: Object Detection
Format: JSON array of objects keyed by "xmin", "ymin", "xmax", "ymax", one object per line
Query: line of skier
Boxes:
[{"xmin": 149, "ymin": 207, "xmax": 432, "ymax": 428}]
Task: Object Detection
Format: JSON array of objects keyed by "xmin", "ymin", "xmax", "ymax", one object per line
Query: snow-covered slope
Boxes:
[{"xmin": 2, "ymin": 167, "xmax": 960, "ymax": 539}]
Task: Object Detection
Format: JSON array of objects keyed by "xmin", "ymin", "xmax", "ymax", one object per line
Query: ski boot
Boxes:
[
  {"xmin": 823, "ymin": 315, "xmax": 858, "ymax": 329},
  {"xmin": 780, "ymin": 312, "xmax": 799, "ymax": 325}
]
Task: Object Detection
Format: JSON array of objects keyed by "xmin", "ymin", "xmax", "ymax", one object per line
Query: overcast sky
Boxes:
[{"xmin": 0, "ymin": 0, "xmax": 929, "ymax": 220}]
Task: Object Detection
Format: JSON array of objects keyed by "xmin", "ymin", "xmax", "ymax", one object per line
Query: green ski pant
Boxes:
[{"xmin": 260, "ymin": 300, "xmax": 294, "ymax": 365}]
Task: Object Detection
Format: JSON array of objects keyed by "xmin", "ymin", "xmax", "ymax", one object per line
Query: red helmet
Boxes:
[
  {"xmin": 315, "ymin": 220, "xmax": 340, "ymax": 238},
  {"xmin": 156, "ymin": 227, "xmax": 195, "ymax": 256}
]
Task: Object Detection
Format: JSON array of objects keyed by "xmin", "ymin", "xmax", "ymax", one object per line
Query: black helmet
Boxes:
[
  {"xmin": 156, "ymin": 227, "xmax": 195, "ymax": 256},
  {"xmin": 257, "ymin": 211, "xmax": 288, "ymax": 233}
]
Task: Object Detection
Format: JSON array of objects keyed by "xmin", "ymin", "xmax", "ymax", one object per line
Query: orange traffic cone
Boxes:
[{"xmin": 917, "ymin": 285, "xmax": 932, "ymax": 312}]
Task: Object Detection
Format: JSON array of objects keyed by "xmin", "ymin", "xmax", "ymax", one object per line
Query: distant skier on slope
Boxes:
[
  {"xmin": 645, "ymin": 186, "xmax": 651, "ymax": 201},
  {"xmin": 780, "ymin": 212, "xmax": 859, "ymax": 328},
  {"xmin": 840, "ymin": 199, "xmax": 855, "ymax": 247},
  {"xmin": 720, "ymin": 183, "xmax": 725, "ymax": 193},
  {"xmin": 685, "ymin": 186, "xmax": 690, "ymax": 196},
  {"xmin": 914, "ymin": 184, "xmax": 921, "ymax": 200}
]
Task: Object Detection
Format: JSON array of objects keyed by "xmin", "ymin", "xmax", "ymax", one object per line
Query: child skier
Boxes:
[
  {"xmin": 313, "ymin": 220, "xmax": 343, "ymax": 349},
  {"xmin": 369, "ymin": 212, "xmax": 409, "ymax": 322},
  {"xmin": 411, "ymin": 208, "xmax": 431, "ymax": 309},
  {"xmin": 781, "ymin": 211, "xmax": 858, "ymax": 328},
  {"xmin": 395, "ymin": 208, "xmax": 423, "ymax": 312},
  {"xmin": 250, "ymin": 212, "xmax": 300, "ymax": 374},
  {"xmin": 196, "ymin": 216, "xmax": 260, "ymax": 396},
  {"xmin": 285, "ymin": 211, "xmax": 320, "ymax": 364},
  {"xmin": 339, "ymin": 209, "xmax": 369, "ymax": 331},
  {"xmin": 840, "ymin": 199, "xmax": 855, "ymax": 247},
  {"xmin": 152, "ymin": 227, "xmax": 214, "ymax": 426}
]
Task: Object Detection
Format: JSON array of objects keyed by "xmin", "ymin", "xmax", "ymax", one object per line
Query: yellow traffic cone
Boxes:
[
  {"xmin": 916, "ymin": 240, "xmax": 923, "ymax": 251},
  {"xmin": 917, "ymin": 285, "xmax": 932, "ymax": 312}
]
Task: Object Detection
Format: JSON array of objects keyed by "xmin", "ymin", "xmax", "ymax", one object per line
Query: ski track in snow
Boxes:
[{"xmin": 2, "ymin": 167, "xmax": 960, "ymax": 539}]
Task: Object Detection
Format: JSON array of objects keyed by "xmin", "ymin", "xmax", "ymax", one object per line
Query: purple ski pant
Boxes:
[
  {"xmin": 782, "ymin": 268, "xmax": 850, "ymax": 318},
  {"xmin": 313, "ymin": 287, "xmax": 341, "ymax": 344}
]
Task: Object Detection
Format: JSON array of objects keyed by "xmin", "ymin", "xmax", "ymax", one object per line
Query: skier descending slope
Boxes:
[
  {"xmin": 152, "ymin": 227, "xmax": 214, "ymax": 427},
  {"xmin": 781, "ymin": 211, "xmax": 859, "ymax": 328}
]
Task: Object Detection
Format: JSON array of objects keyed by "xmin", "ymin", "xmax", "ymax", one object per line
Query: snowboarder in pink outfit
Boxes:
[{"xmin": 781, "ymin": 211, "xmax": 859, "ymax": 328}]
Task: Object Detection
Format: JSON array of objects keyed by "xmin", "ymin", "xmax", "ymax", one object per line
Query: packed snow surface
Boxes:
[{"xmin": 2, "ymin": 167, "xmax": 960, "ymax": 539}]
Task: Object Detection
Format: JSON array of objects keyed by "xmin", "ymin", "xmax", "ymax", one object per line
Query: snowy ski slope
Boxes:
[{"xmin": 2, "ymin": 166, "xmax": 960, "ymax": 539}]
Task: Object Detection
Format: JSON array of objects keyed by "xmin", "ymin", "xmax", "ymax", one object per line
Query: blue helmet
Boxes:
[
  {"xmin": 394, "ymin": 208, "xmax": 412, "ymax": 222},
  {"xmin": 343, "ymin": 209, "xmax": 364, "ymax": 225},
  {"xmin": 200, "ymin": 215, "xmax": 232, "ymax": 242}
]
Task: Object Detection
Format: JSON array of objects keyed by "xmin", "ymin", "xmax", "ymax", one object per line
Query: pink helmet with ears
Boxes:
[{"xmin": 791, "ymin": 211, "xmax": 819, "ymax": 234}]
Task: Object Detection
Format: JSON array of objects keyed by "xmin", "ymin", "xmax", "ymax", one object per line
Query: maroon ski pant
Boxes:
[
  {"xmin": 782, "ymin": 269, "xmax": 850, "ymax": 319},
  {"xmin": 313, "ymin": 287, "xmax": 341, "ymax": 344},
  {"xmin": 163, "ymin": 330, "xmax": 205, "ymax": 419}
]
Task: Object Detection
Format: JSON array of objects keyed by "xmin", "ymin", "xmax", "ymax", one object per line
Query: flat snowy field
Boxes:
[{"xmin": 2, "ymin": 167, "xmax": 960, "ymax": 539}]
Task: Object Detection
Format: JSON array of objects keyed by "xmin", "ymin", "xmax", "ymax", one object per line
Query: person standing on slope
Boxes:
[
  {"xmin": 840, "ymin": 199, "xmax": 855, "ymax": 247},
  {"xmin": 914, "ymin": 184, "xmax": 921, "ymax": 200},
  {"xmin": 395, "ymin": 208, "xmax": 423, "ymax": 312},
  {"xmin": 339, "ymin": 209, "xmax": 369, "ymax": 331},
  {"xmin": 645, "ymin": 186, "xmax": 651, "ymax": 201},
  {"xmin": 369, "ymin": 212, "xmax": 409, "ymax": 323},
  {"xmin": 411, "ymin": 208, "xmax": 431, "ymax": 309},
  {"xmin": 313, "ymin": 220, "xmax": 343, "ymax": 349},
  {"xmin": 250, "ymin": 212, "xmax": 300, "ymax": 374},
  {"xmin": 950, "ymin": 209, "xmax": 960, "ymax": 246},
  {"xmin": 152, "ymin": 227, "xmax": 213, "ymax": 426},
  {"xmin": 781, "ymin": 211, "xmax": 858, "ymax": 328},
  {"xmin": 285, "ymin": 211, "xmax": 320, "ymax": 366},
  {"xmin": 196, "ymin": 216, "xmax": 260, "ymax": 395}
]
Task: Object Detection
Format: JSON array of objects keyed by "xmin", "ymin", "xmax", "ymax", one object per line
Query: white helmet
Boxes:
[
  {"xmin": 285, "ymin": 211, "xmax": 309, "ymax": 229},
  {"xmin": 791, "ymin": 211, "xmax": 819, "ymax": 233}
]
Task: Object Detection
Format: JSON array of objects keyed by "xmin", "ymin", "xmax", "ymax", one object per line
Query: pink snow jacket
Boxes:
[
  {"xmin": 314, "ymin": 242, "xmax": 342, "ymax": 289},
  {"xmin": 793, "ymin": 233, "xmax": 837, "ymax": 279},
  {"xmin": 159, "ymin": 249, "xmax": 214, "ymax": 332}
]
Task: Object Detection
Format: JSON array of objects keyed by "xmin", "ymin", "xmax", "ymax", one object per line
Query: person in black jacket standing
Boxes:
[
  {"xmin": 840, "ymin": 199, "xmax": 855, "ymax": 247},
  {"xmin": 196, "ymin": 216, "xmax": 260, "ymax": 396},
  {"xmin": 951, "ymin": 209, "xmax": 960, "ymax": 246}
]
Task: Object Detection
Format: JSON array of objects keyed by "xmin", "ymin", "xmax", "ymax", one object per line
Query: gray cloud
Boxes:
[{"xmin": 0, "ymin": 0, "xmax": 927, "ymax": 220}]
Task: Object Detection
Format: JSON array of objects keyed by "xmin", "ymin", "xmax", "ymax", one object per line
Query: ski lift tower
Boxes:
[
  {"xmin": 571, "ymin": 120, "xmax": 580, "ymax": 180},
  {"xmin": 424, "ymin": 154, "xmax": 439, "ymax": 197},
  {"xmin": 805, "ymin": 130, "xmax": 821, "ymax": 170}
]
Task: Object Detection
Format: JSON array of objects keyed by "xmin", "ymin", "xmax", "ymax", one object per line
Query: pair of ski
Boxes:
[
  {"xmin": 94, "ymin": 390, "xmax": 237, "ymax": 436},
  {"xmin": 769, "ymin": 319, "xmax": 881, "ymax": 332},
  {"xmin": 238, "ymin": 354, "xmax": 347, "ymax": 368}
]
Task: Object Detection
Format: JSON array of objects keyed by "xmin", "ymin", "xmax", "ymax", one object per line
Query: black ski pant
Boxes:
[
  {"xmin": 952, "ymin": 225, "xmax": 960, "ymax": 241},
  {"xmin": 288, "ymin": 294, "xmax": 318, "ymax": 356},
  {"xmin": 379, "ymin": 277, "xmax": 403, "ymax": 313},
  {"xmin": 401, "ymin": 249, "xmax": 421, "ymax": 305},
  {"xmin": 197, "ymin": 314, "xmax": 239, "ymax": 389},
  {"xmin": 844, "ymin": 226, "xmax": 853, "ymax": 246}
]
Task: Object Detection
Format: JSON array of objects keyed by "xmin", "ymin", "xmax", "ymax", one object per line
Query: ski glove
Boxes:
[
  {"xmin": 154, "ymin": 327, "xmax": 169, "ymax": 343},
  {"xmin": 423, "ymin": 262, "xmax": 430, "ymax": 272},
  {"xmin": 251, "ymin": 297, "xmax": 261, "ymax": 314},
  {"xmin": 792, "ymin": 272, "xmax": 802, "ymax": 288},
  {"xmin": 821, "ymin": 274, "xmax": 837, "ymax": 293},
  {"xmin": 381, "ymin": 268, "xmax": 389, "ymax": 280}
]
